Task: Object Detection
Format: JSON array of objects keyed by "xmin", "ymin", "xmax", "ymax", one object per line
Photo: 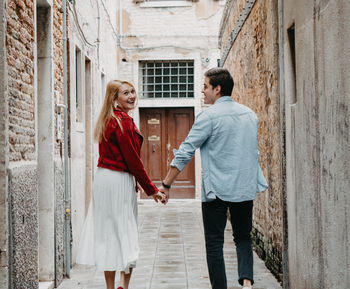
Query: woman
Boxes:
[{"xmin": 77, "ymin": 80, "xmax": 166, "ymax": 289}]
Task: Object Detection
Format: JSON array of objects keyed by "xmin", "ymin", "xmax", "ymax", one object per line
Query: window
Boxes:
[
  {"xmin": 287, "ymin": 23, "xmax": 296, "ymax": 104},
  {"xmin": 140, "ymin": 60, "xmax": 194, "ymax": 98}
]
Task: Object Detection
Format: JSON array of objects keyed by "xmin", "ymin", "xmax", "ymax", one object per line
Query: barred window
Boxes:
[{"xmin": 140, "ymin": 60, "xmax": 194, "ymax": 98}]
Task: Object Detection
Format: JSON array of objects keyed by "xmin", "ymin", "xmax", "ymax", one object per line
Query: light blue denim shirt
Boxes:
[{"xmin": 170, "ymin": 96, "xmax": 268, "ymax": 202}]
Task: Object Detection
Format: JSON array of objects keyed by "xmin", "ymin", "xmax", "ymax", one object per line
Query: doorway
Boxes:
[{"xmin": 139, "ymin": 107, "xmax": 195, "ymax": 199}]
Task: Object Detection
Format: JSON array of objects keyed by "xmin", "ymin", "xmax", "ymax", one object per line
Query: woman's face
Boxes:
[{"xmin": 116, "ymin": 83, "xmax": 137, "ymax": 113}]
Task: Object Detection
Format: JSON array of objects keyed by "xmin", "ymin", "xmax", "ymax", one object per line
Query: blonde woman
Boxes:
[{"xmin": 77, "ymin": 80, "xmax": 166, "ymax": 289}]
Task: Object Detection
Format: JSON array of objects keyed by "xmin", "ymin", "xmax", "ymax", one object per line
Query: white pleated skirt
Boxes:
[{"xmin": 76, "ymin": 167, "xmax": 139, "ymax": 273}]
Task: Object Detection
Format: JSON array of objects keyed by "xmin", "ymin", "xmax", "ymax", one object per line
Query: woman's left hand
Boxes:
[{"xmin": 136, "ymin": 182, "xmax": 145, "ymax": 194}]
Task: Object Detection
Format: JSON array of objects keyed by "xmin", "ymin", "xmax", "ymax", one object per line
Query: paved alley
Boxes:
[{"xmin": 57, "ymin": 200, "xmax": 281, "ymax": 289}]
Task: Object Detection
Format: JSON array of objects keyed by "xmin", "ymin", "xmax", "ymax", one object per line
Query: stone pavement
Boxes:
[{"xmin": 57, "ymin": 200, "xmax": 281, "ymax": 289}]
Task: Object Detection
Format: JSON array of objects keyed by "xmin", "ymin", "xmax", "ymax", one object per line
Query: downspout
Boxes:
[
  {"xmin": 278, "ymin": 0, "xmax": 289, "ymax": 287},
  {"xmin": 62, "ymin": 0, "xmax": 71, "ymax": 278}
]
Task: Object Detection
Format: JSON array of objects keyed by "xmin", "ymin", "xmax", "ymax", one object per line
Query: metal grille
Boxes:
[{"xmin": 140, "ymin": 60, "xmax": 194, "ymax": 98}]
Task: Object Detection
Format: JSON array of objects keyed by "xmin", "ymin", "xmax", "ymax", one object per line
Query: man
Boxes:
[{"xmin": 159, "ymin": 68, "xmax": 268, "ymax": 289}]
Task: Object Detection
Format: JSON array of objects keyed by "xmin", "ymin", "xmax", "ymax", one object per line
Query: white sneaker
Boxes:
[{"xmin": 242, "ymin": 287, "xmax": 252, "ymax": 289}]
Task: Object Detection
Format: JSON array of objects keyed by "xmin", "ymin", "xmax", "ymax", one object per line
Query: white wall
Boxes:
[{"xmin": 68, "ymin": 0, "xmax": 119, "ymax": 263}]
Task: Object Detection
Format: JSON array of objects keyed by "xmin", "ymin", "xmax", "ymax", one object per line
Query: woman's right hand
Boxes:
[{"xmin": 152, "ymin": 191, "xmax": 168, "ymax": 204}]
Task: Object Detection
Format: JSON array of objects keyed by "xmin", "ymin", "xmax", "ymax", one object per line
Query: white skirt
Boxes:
[{"xmin": 76, "ymin": 167, "xmax": 139, "ymax": 273}]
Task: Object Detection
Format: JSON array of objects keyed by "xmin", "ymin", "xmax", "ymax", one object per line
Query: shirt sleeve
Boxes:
[
  {"xmin": 115, "ymin": 118, "xmax": 158, "ymax": 196},
  {"xmin": 170, "ymin": 111, "xmax": 212, "ymax": 171}
]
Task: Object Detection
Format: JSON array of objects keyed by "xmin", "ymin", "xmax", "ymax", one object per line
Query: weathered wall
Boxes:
[
  {"xmin": 67, "ymin": 0, "xmax": 119, "ymax": 264},
  {"xmin": 54, "ymin": 159, "xmax": 65, "ymax": 284},
  {"xmin": 284, "ymin": 0, "xmax": 350, "ymax": 288},
  {"xmin": 53, "ymin": 0, "xmax": 65, "ymax": 283},
  {"xmin": 118, "ymin": 0, "xmax": 223, "ymax": 82},
  {"xmin": 8, "ymin": 164, "xmax": 38, "ymax": 289},
  {"xmin": 6, "ymin": 0, "xmax": 39, "ymax": 288},
  {"xmin": 219, "ymin": 0, "xmax": 283, "ymax": 280},
  {"xmin": 0, "ymin": 0, "xmax": 9, "ymax": 287},
  {"xmin": 7, "ymin": 0, "xmax": 35, "ymax": 162}
]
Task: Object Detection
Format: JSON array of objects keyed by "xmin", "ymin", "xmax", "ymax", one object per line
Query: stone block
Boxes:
[{"xmin": 8, "ymin": 164, "xmax": 38, "ymax": 289}]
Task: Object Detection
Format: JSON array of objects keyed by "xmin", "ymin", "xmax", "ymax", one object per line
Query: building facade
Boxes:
[
  {"xmin": 283, "ymin": 0, "xmax": 350, "ymax": 288},
  {"xmin": 117, "ymin": 0, "xmax": 225, "ymax": 199},
  {"xmin": 0, "ymin": 0, "xmax": 119, "ymax": 288}
]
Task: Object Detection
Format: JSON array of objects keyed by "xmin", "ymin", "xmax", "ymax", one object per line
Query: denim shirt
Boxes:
[{"xmin": 170, "ymin": 96, "xmax": 268, "ymax": 202}]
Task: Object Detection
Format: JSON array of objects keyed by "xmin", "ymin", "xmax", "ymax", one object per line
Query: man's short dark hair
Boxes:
[{"xmin": 204, "ymin": 68, "xmax": 234, "ymax": 96}]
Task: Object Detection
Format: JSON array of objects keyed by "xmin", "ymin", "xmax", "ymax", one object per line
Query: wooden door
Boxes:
[{"xmin": 140, "ymin": 108, "xmax": 195, "ymax": 199}]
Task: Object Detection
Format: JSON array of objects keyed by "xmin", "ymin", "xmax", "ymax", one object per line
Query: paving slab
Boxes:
[{"xmin": 57, "ymin": 200, "xmax": 281, "ymax": 289}]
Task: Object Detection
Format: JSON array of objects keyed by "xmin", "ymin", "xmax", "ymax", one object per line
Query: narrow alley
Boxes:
[
  {"xmin": 1, "ymin": 0, "xmax": 349, "ymax": 288},
  {"xmin": 56, "ymin": 200, "xmax": 281, "ymax": 289}
]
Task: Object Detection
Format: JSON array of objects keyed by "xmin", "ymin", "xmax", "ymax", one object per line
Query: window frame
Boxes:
[{"xmin": 139, "ymin": 60, "xmax": 195, "ymax": 99}]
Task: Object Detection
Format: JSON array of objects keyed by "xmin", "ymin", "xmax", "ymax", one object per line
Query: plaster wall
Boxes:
[
  {"xmin": 67, "ymin": 0, "xmax": 119, "ymax": 263},
  {"xmin": 37, "ymin": 5, "xmax": 56, "ymax": 281},
  {"xmin": 284, "ymin": 0, "xmax": 350, "ymax": 288}
]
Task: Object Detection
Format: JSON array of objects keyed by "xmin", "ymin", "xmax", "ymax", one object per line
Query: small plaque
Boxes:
[
  {"xmin": 148, "ymin": 135, "xmax": 160, "ymax": 141},
  {"xmin": 148, "ymin": 118, "xmax": 160, "ymax": 125}
]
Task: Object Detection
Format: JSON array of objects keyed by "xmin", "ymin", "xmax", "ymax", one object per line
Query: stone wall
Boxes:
[
  {"xmin": 54, "ymin": 159, "xmax": 65, "ymax": 284},
  {"xmin": 8, "ymin": 164, "xmax": 38, "ymax": 289},
  {"xmin": 219, "ymin": 0, "xmax": 283, "ymax": 281}
]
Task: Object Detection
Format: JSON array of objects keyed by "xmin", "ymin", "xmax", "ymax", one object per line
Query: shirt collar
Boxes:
[{"xmin": 214, "ymin": 96, "xmax": 233, "ymax": 104}]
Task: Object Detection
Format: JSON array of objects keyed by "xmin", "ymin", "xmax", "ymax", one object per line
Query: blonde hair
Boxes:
[{"xmin": 94, "ymin": 80, "xmax": 135, "ymax": 143}]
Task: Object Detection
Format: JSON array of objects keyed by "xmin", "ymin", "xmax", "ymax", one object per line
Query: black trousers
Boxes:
[{"xmin": 202, "ymin": 198, "xmax": 254, "ymax": 289}]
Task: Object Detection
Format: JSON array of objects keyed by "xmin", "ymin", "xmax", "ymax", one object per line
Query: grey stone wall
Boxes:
[
  {"xmin": 8, "ymin": 164, "xmax": 38, "ymax": 289},
  {"xmin": 0, "ymin": 0, "xmax": 9, "ymax": 287},
  {"xmin": 54, "ymin": 159, "xmax": 65, "ymax": 284},
  {"xmin": 284, "ymin": 0, "xmax": 350, "ymax": 288}
]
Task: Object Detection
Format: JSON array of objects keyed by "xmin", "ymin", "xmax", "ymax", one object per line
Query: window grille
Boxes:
[{"xmin": 140, "ymin": 60, "xmax": 194, "ymax": 98}]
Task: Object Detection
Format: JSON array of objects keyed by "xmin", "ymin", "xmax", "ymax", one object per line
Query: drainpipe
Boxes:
[{"xmin": 62, "ymin": 0, "xmax": 71, "ymax": 278}]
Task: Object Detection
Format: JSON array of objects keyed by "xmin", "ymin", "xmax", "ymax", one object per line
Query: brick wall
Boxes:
[
  {"xmin": 7, "ymin": 0, "xmax": 35, "ymax": 162},
  {"xmin": 53, "ymin": 0, "xmax": 65, "ymax": 283},
  {"xmin": 220, "ymin": 0, "xmax": 283, "ymax": 281},
  {"xmin": 53, "ymin": 0, "xmax": 64, "ymax": 156}
]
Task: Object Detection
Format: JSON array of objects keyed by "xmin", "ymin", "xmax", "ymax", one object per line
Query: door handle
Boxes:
[{"xmin": 152, "ymin": 144, "xmax": 156, "ymax": 152}]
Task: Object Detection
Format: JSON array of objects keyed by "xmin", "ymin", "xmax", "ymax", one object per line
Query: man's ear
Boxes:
[{"xmin": 215, "ymin": 85, "xmax": 222, "ymax": 96}]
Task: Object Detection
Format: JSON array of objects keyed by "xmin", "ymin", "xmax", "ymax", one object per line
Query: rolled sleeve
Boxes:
[{"xmin": 170, "ymin": 111, "xmax": 211, "ymax": 171}]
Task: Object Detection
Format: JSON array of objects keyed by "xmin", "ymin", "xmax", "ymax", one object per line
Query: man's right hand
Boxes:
[{"xmin": 158, "ymin": 185, "xmax": 169, "ymax": 205}]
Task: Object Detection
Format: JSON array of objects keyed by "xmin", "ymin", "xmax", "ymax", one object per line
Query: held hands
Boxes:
[
  {"xmin": 158, "ymin": 185, "xmax": 170, "ymax": 205},
  {"xmin": 153, "ymin": 191, "xmax": 168, "ymax": 204}
]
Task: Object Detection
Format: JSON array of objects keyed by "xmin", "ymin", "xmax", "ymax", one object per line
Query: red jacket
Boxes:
[{"xmin": 97, "ymin": 108, "xmax": 158, "ymax": 196}]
